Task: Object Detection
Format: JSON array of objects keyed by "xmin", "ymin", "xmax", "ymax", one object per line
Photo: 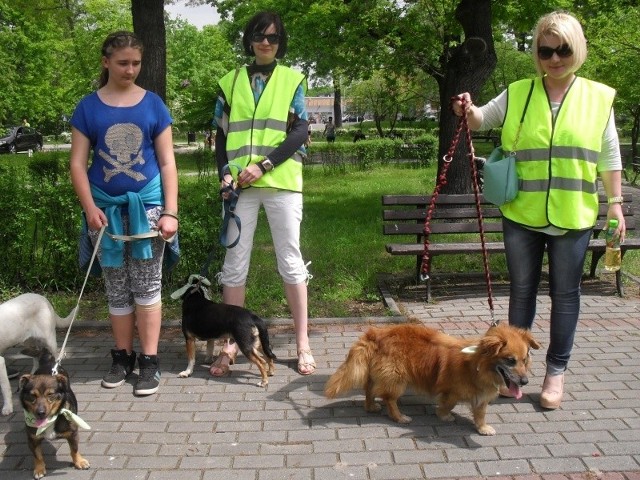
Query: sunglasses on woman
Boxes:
[
  {"xmin": 251, "ymin": 33, "xmax": 280, "ymax": 45},
  {"xmin": 537, "ymin": 44, "xmax": 573, "ymax": 60}
]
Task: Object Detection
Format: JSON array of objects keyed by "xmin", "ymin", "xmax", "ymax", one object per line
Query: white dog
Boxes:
[{"xmin": 0, "ymin": 293, "xmax": 76, "ymax": 415}]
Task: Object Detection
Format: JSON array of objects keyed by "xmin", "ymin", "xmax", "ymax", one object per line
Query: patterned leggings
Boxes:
[{"xmin": 89, "ymin": 206, "xmax": 165, "ymax": 315}]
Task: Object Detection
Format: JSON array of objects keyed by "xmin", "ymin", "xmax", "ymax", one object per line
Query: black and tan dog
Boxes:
[
  {"xmin": 19, "ymin": 351, "xmax": 90, "ymax": 479},
  {"xmin": 172, "ymin": 275, "xmax": 276, "ymax": 387}
]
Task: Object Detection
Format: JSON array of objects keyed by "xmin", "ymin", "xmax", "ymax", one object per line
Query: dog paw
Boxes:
[
  {"xmin": 365, "ymin": 402, "xmax": 382, "ymax": 413},
  {"xmin": 257, "ymin": 380, "xmax": 268, "ymax": 388},
  {"xmin": 33, "ymin": 468, "xmax": 46, "ymax": 479},
  {"xmin": 395, "ymin": 414, "xmax": 412, "ymax": 424},
  {"xmin": 178, "ymin": 370, "xmax": 192, "ymax": 378},
  {"xmin": 437, "ymin": 412, "xmax": 455, "ymax": 422},
  {"xmin": 477, "ymin": 424, "xmax": 496, "ymax": 436},
  {"xmin": 74, "ymin": 456, "xmax": 91, "ymax": 470},
  {"xmin": 1, "ymin": 404, "xmax": 13, "ymax": 416}
]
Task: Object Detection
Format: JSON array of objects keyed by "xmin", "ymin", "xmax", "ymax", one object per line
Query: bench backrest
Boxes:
[{"xmin": 382, "ymin": 193, "xmax": 635, "ymax": 237}]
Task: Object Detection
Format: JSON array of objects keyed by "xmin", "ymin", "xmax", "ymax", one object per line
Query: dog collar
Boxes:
[{"xmin": 24, "ymin": 408, "xmax": 91, "ymax": 437}]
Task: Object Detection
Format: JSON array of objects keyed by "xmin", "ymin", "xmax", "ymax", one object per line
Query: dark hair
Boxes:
[
  {"xmin": 242, "ymin": 11, "xmax": 288, "ymax": 59},
  {"xmin": 99, "ymin": 31, "xmax": 144, "ymax": 87}
]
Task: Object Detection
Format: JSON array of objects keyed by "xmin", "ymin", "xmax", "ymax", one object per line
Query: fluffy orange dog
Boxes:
[{"xmin": 324, "ymin": 323, "xmax": 540, "ymax": 435}]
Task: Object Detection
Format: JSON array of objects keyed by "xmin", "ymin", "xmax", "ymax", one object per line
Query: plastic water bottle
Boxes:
[{"xmin": 604, "ymin": 219, "xmax": 621, "ymax": 272}]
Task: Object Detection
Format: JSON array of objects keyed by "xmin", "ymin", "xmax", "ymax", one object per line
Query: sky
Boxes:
[{"xmin": 165, "ymin": 0, "xmax": 220, "ymax": 28}]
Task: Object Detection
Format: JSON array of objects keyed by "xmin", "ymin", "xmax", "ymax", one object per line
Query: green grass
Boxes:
[
  {"xmin": 4, "ymin": 148, "xmax": 639, "ymax": 321},
  {"xmin": 201, "ymin": 162, "xmax": 439, "ymax": 318}
]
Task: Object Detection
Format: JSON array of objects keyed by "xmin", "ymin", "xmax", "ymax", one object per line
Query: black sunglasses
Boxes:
[
  {"xmin": 537, "ymin": 44, "xmax": 573, "ymax": 60},
  {"xmin": 251, "ymin": 33, "xmax": 280, "ymax": 45}
]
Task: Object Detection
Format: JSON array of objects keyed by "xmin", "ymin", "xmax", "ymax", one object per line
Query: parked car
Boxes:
[
  {"xmin": 342, "ymin": 115, "xmax": 364, "ymax": 123},
  {"xmin": 0, "ymin": 126, "xmax": 44, "ymax": 154}
]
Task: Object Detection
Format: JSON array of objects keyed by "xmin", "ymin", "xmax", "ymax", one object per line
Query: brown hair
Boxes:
[{"xmin": 99, "ymin": 31, "xmax": 144, "ymax": 87}]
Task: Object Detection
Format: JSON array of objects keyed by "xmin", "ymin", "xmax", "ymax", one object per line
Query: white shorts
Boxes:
[{"xmin": 219, "ymin": 188, "xmax": 309, "ymax": 286}]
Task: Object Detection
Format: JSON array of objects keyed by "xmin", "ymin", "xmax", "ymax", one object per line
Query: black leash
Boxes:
[{"xmin": 219, "ymin": 164, "xmax": 243, "ymax": 249}]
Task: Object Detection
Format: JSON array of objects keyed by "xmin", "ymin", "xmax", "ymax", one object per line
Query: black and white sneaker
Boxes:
[
  {"xmin": 102, "ymin": 349, "xmax": 136, "ymax": 388},
  {"xmin": 135, "ymin": 354, "xmax": 160, "ymax": 396},
  {"xmin": 7, "ymin": 368, "xmax": 20, "ymax": 380}
]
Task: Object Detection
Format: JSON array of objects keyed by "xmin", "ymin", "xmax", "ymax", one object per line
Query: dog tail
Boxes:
[
  {"xmin": 56, "ymin": 305, "xmax": 79, "ymax": 329},
  {"xmin": 254, "ymin": 315, "xmax": 277, "ymax": 360},
  {"xmin": 324, "ymin": 332, "xmax": 375, "ymax": 398}
]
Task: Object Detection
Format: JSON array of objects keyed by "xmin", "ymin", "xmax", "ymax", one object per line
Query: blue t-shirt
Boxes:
[{"xmin": 71, "ymin": 91, "xmax": 173, "ymax": 196}]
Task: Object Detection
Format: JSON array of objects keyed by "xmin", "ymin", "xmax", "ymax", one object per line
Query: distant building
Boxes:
[
  {"xmin": 305, "ymin": 97, "xmax": 354, "ymax": 127},
  {"xmin": 305, "ymin": 97, "xmax": 334, "ymax": 124}
]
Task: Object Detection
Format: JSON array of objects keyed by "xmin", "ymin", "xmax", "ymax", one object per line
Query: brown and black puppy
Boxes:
[
  {"xmin": 175, "ymin": 280, "xmax": 276, "ymax": 387},
  {"xmin": 325, "ymin": 323, "xmax": 541, "ymax": 435},
  {"xmin": 19, "ymin": 351, "xmax": 90, "ymax": 479}
]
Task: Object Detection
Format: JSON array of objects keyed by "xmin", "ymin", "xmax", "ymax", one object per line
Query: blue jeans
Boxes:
[{"xmin": 502, "ymin": 218, "xmax": 592, "ymax": 375}]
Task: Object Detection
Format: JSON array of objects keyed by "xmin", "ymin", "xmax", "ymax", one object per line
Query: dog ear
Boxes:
[
  {"xmin": 56, "ymin": 374, "xmax": 70, "ymax": 392},
  {"xmin": 478, "ymin": 335, "xmax": 506, "ymax": 357},
  {"xmin": 18, "ymin": 374, "xmax": 32, "ymax": 390},
  {"xmin": 525, "ymin": 331, "xmax": 541, "ymax": 350}
]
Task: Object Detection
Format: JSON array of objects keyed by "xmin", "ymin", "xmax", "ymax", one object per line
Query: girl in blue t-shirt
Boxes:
[{"xmin": 70, "ymin": 31, "xmax": 178, "ymax": 397}]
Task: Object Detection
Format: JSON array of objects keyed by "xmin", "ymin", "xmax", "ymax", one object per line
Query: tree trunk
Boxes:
[
  {"xmin": 333, "ymin": 76, "xmax": 343, "ymax": 128},
  {"xmin": 131, "ymin": 0, "xmax": 167, "ymax": 101},
  {"xmin": 438, "ymin": 0, "xmax": 496, "ymax": 195}
]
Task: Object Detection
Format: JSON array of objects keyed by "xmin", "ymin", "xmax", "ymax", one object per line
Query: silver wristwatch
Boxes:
[{"xmin": 260, "ymin": 158, "xmax": 274, "ymax": 172}]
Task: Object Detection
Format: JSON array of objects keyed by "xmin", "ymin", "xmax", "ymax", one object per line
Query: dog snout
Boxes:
[
  {"xmin": 35, "ymin": 402, "xmax": 48, "ymax": 419},
  {"xmin": 519, "ymin": 376, "xmax": 529, "ymax": 386}
]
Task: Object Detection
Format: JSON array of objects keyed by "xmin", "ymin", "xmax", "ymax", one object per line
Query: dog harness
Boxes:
[{"xmin": 24, "ymin": 408, "xmax": 91, "ymax": 438}]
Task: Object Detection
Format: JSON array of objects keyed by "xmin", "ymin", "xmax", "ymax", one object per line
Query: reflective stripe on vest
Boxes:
[
  {"xmin": 219, "ymin": 65, "xmax": 306, "ymax": 192},
  {"xmin": 499, "ymin": 77, "xmax": 615, "ymax": 229}
]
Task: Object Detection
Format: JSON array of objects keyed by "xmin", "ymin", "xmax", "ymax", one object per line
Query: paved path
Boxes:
[
  {"xmin": 2, "ymin": 185, "xmax": 639, "ymax": 479},
  {"xmin": 2, "ymin": 277, "xmax": 640, "ymax": 479}
]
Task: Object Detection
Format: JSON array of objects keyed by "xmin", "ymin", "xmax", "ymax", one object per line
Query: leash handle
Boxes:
[
  {"xmin": 106, "ymin": 230, "xmax": 175, "ymax": 243},
  {"xmin": 218, "ymin": 164, "xmax": 243, "ymax": 250}
]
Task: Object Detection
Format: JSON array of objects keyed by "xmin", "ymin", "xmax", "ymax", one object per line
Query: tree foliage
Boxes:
[
  {"xmin": 166, "ymin": 20, "xmax": 236, "ymax": 133},
  {"xmin": 2, "ymin": 0, "xmax": 638, "ymax": 176},
  {"xmin": 580, "ymin": 5, "xmax": 640, "ymax": 161}
]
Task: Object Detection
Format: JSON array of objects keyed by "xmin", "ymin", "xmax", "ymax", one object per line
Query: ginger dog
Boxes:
[{"xmin": 325, "ymin": 323, "xmax": 540, "ymax": 435}]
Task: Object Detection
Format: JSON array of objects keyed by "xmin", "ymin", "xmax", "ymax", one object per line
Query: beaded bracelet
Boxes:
[{"xmin": 607, "ymin": 196, "xmax": 624, "ymax": 205}]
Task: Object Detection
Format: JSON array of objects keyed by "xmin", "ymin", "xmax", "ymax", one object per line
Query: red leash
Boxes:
[{"xmin": 420, "ymin": 97, "xmax": 496, "ymax": 322}]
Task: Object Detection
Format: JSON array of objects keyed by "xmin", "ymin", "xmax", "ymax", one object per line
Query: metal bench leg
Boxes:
[
  {"xmin": 615, "ymin": 270, "xmax": 624, "ymax": 297},
  {"xmin": 589, "ymin": 251, "xmax": 604, "ymax": 278}
]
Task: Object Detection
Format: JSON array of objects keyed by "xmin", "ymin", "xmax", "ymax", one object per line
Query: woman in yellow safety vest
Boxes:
[
  {"xmin": 453, "ymin": 11, "xmax": 625, "ymax": 409},
  {"xmin": 211, "ymin": 11, "xmax": 315, "ymax": 376}
]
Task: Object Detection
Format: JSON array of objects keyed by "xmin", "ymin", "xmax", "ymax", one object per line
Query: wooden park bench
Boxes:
[
  {"xmin": 471, "ymin": 131, "xmax": 500, "ymax": 148},
  {"xmin": 382, "ymin": 193, "xmax": 639, "ymax": 301}
]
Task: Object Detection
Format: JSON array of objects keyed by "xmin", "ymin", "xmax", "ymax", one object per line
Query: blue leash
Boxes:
[{"xmin": 219, "ymin": 164, "xmax": 242, "ymax": 249}]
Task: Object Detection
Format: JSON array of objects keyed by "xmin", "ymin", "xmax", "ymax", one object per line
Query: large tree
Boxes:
[{"xmin": 131, "ymin": 0, "xmax": 166, "ymax": 100}]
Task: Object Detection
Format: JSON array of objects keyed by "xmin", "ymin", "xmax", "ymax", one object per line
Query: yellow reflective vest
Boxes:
[
  {"xmin": 219, "ymin": 65, "xmax": 306, "ymax": 192},
  {"xmin": 499, "ymin": 76, "xmax": 615, "ymax": 229}
]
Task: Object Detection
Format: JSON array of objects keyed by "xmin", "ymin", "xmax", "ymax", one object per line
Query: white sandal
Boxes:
[{"xmin": 297, "ymin": 349, "xmax": 316, "ymax": 375}]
